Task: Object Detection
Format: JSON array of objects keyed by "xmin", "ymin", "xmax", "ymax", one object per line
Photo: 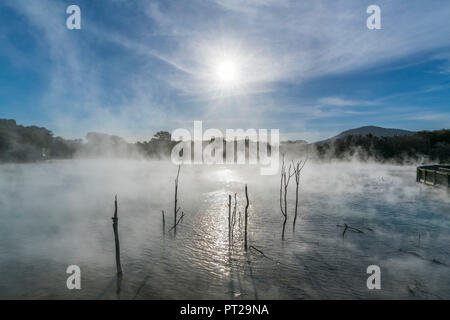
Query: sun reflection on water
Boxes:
[{"xmin": 212, "ymin": 168, "xmax": 238, "ymax": 183}]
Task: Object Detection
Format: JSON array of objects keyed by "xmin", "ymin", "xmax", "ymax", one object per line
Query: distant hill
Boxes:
[
  {"xmin": 282, "ymin": 140, "xmax": 308, "ymax": 145},
  {"xmin": 314, "ymin": 127, "xmax": 450, "ymax": 163},
  {"xmin": 319, "ymin": 126, "xmax": 415, "ymax": 144}
]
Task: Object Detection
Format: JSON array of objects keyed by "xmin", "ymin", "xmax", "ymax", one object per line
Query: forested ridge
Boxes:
[{"xmin": 1, "ymin": 118, "xmax": 449, "ymax": 163}]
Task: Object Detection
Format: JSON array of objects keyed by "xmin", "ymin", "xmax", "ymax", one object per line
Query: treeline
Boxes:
[
  {"xmin": 1, "ymin": 118, "xmax": 449, "ymax": 164},
  {"xmin": 314, "ymin": 130, "xmax": 450, "ymax": 163},
  {"xmin": 135, "ymin": 131, "xmax": 177, "ymax": 159},
  {"xmin": 0, "ymin": 119, "xmax": 268, "ymax": 162},
  {"xmin": 0, "ymin": 119, "xmax": 80, "ymax": 162},
  {"xmin": 0, "ymin": 119, "xmax": 177, "ymax": 162}
]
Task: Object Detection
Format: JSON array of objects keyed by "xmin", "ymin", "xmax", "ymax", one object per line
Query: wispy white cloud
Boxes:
[
  {"xmin": 318, "ymin": 97, "xmax": 375, "ymax": 107},
  {"xmin": 142, "ymin": 0, "xmax": 450, "ymax": 95},
  {"xmin": 407, "ymin": 112, "xmax": 450, "ymax": 122},
  {"xmin": 431, "ymin": 51, "xmax": 450, "ymax": 74},
  {"xmin": 3, "ymin": 0, "xmax": 450, "ymax": 140},
  {"xmin": 4, "ymin": 0, "xmax": 180, "ymax": 140}
]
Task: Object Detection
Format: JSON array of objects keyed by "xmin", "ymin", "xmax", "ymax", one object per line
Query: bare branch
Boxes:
[
  {"xmin": 168, "ymin": 212, "xmax": 185, "ymax": 233},
  {"xmin": 337, "ymin": 224, "xmax": 364, "ymax": 238}
]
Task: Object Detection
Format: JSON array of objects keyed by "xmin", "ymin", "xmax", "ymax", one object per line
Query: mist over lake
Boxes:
[{"xmin": 0, "ymin": 159, "xmax": 448, "ymax": 299}]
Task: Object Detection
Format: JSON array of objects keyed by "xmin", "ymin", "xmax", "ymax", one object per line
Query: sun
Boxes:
[
  {"xmin": 198, "ymin": 41, "xmax": 253, "ymax": 96},
  {"xmin": 215, "ymin": 59, "xmax": 239, "ymax": 84}
]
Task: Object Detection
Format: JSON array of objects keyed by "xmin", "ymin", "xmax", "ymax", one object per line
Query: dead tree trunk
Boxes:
[
  {"xmin": 280, "ymin": 156, "xmax": 294, "ymax": 240},
  {"xmin": 232, "ymin": 193, "xmax": 237, "ymax": 235},
  {"xmin": 112, "ymin": 195, "xmax": 123, "ymax": 275},
  {"xmin": 228, "ymin": 194, "xmax": 232, "ymax": 244},
  {"xmin": 292, "ymin": 159, "xmax": 307, "ymax": 232},
  {"xmin": 244, "ymin": 184, "xmax": 249, "ymax": 251},
  {"xmin": 293, "ymin": 183, "xmax": 298, "ymax": 230},
  {"xmin": 162, "ymin": 210, "xmax": 165, "ymax": 234},
  {"xmin": 174, "ymin": 165, "xmax": 181, "ymax": 237},
  {"xmin": 282, "ymin": 216, "xmax": 287, "ymax": 240}
]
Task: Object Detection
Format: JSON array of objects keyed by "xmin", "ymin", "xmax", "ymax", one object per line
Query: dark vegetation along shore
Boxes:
[{"xmin": 1, "ymin": 118, "xmax": 449, "ymax": 164}]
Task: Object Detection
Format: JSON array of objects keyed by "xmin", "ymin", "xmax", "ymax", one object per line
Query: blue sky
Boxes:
[{"xmin": 0, "ymin": 0, "xmax": 449, "ymax": 142}]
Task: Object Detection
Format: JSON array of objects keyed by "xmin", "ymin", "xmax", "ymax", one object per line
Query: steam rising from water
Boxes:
[{"xmin": 0, "ymin": 160, "xmax": 448, "ymax": 299}]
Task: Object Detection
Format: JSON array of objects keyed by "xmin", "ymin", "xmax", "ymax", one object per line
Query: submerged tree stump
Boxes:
[
  {"xmin": 112, "ymin": 195, "xmax": 123, "ymax": 275},
  {"xmin": 162, "ymin": 210, "xmax": 166, "ymax": 234},
  {"xmin": 244, "ymin": 184, "xmax": 249, "ymax": 251},
  {"xmin": 174, "ymin": 165, "xmax": 181, "ymax": 237},
  {"xmin": 228, "ymin": 194, "xmax": 232, "ymax": 245}
]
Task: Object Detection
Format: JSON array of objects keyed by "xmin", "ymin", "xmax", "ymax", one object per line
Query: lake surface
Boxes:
[{"xmin": 0, "ymin": 160, "xmax": 449, "ymax": 299}]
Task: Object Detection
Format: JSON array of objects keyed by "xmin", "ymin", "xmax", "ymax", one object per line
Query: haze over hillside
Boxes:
[{"xmin": 319, "ymin": 126, "xmax": 415, "ymax": 144}]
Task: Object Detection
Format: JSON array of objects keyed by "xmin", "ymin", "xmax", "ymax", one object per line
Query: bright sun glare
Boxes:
[
  {"xmin": 202, "ymin": 43, "xmax": 251, "ymax": 95},
  {"xmin": 216, "ymin": 60, "xmax": 239, "ymax": 84}
]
